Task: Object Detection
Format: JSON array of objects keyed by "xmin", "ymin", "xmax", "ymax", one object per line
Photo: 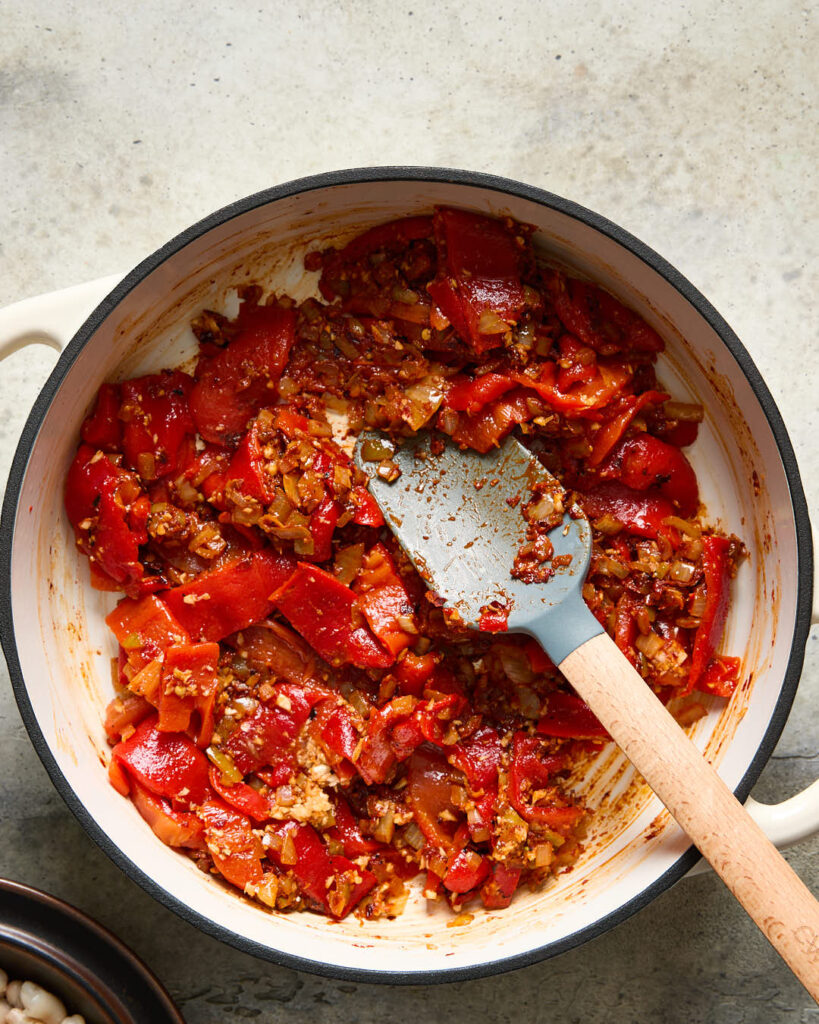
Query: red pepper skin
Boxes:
[
  {"xmin": 157, "ymin": 642, "xmax": 220, "ymax": 744},
  {"xmin": 522, "ymin": 638, "xmax": 555, "ymax": 674},
  {"xmin": 579, "ymin": 481, "xmax": 679, "ymax": 543},
  {"xmin": 588, "ymin": 390, "xmax": 670, "ymax": 467},
  {"xmin": 267, "ymin": 821, "xmax": 376, "ymax": 918},
  {"xmin": 208, "ymin": 767, "xmax": 271, "ymax": 822},
  {"xmin": 688, "ymin": 536, "xmax": 733, "ymax": 691},
  {"xmin": 536, "ymin": 691, "xmax": 609, "ymax": 740},
  {"xmin": 443, "ymin": 848, "xmax": 491, "ymax": 893},
  {"xmin": 129, "ymin": 778, "xmax": 206, "ymax": 849},
  {"xmin": 480, "ymin": 862, "xmax": 522, "ymax": 910},
  {"xmin": 448, "ymin": 725, "xmax": 502, "ymax": 838},
  {"xmin": 120, "ymin": 371, "xmax": 195, "ymax": 480},
  {"xmin": 104, "ymin": 690, "xmax": 153, "ymax": 744},
  {"xmin": 350, "ymin": 485, "xmax": 384, "ymax": 527},
  {"xmin": 443, "ymin": 373, "xmax": 516, "ymax": 414},
  {"xmin": 197, "ymin": 799, "xmax": 265, "ymax": 889},
  {"xmin": 428, "ymin": 208, "xmax": 525, "ymax": 354},
  {"xmin": 601, "ymin": 435, "xmax": 699, "ymax": 517},
  {"xmin": 113, "ymin": 715, "xmax": 210, "ymax": 806},
  {"xmin": 312, "ymin": 701, "xmax": 361, "ymax": 766},
  {"xmin": 696, "ymin": 655, "xmax": 741, "ymax": 698},
  {"xmin": 162, "ymin": 551, "xmax": 297, "ymax": 642},
  {"xmin": 106, "ymin": 594, "xmax": 190, "ymax": 669},
  {"xmin": 273, "ymin": 563, "xmax": 392, "ymax": 669},
  {"xmin": 81, "ymin": 383, "xmax": 122, "ymax": 451},
  {"xmin": 65, "ymin": 445, "xmax": 149, "ymax": 592},
  {"xmin": 189, "ymin": 305, "xmax": 297, "ymax": 443}
]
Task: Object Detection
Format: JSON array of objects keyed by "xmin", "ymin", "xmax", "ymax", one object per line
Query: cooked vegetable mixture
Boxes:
[{"xmin": 65, "ymin": 208, "xmax": 743, "ymax": 920}]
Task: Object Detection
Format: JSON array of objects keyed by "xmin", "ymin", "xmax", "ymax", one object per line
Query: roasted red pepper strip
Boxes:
[
  {"xmin": 355, "ymin": 543, "xmax": 417, "ymax": 657},
  {"xmin": 120, "ymin": 370, "xmax": 195, "ymax": 480},
  {"xmin": 601, "ymin": 434, "xmax": 699, "ymax": 517},
  {"xmin": 226, "ymin": 421, "xmax": 276, "ymax": 503},
  {"xmin": 443, "ymin": 372, "xmax": 516, "ymax": 414},
  {"xmin": 687, "ymin": 536, "xmax": 733, "ymax": 691},
  {"xmin": 189, "ymin": 305, "xmax": 297, "ymax": 443},
  {"xmin": 106, "ymin": 594, "xmax": 190, "ymax": 669},
  {"xmin": 407, "ymin": 745, "xmax": 467, "ymax": 852},
  {"xmin": 443, "ymin": 848, "xmax": 491, "ymax": 894},
  {"xmin": 112, "ymin": 714, "xmax": 209, "ymax": 806},
  {"xmin": 305, "ymin": 495, "xmax": 340, "ymax": 563},
  {"xmin": 162, "ymin": 551, "xmax": 297, "ymax": 642},
  {"xmin": 448, "ymin": 387, "xmax": 540, "ymax": 453},
  {"xmin": 267, "ymin": 821, "xmax": 376, "ymax": 918},
  {"xmin": 428, "ymin": 208, "xmax": 525, "ymax": 354},
  {"xmin": 512, "ymin": 359, "xmax": 633, "ymax": 416},
  {"xmin": 537, "ymin": 691, "xmax": 609, "ymax": 740},
  {"xmin": 157, "ymin": 642, "xmax": 220, "ymax": 744},
  {"xmin": 197, "ymin": 799, "xmax": 265, "ymax": 889},
  {"xmin": 350, "ymin": 485, "xmax": 385, "ymax": 527},
  {"xmin": 544, "ymin": 270, "xmax": 663, "ymax": 354},
  {"xmin": 588, "ymin": 390, "xmax": 670, "ymax": 467},
  {"xmin": 129, "ymin": 778, "xmax": 206, "ymax": 849},
  {"xmin": 273, "ymin": 563, "xmax": 392, "ymax": 669},
  {"xmin": 579, "ymin": 481, "xmax": 680, "ymax": 544},
  {"xmin": 208, "ymin": 767, "xmax": 270, "ymax": 823},
  {"xmin": 326, "ymin": 795, "xmax": 381, "ymax": 857},
  {"xmin": 65, "ymin": 444, "xmax": 149, "ymax": 592},
  {"xmin": 480, "ymin": 862, "xmax": 522, "ymax": 910},
  {"xmin": 696, "ymin": 654, "xmax": 741, "ymax": 698},
  {"xmin": 81, "ymin": 383, "xmax": 122, "ymax": 451},
  {"xmin": 509, "ymin": 732, "xmax": 581, "ymax": 827},
  {"xmin": 318, "ymin": 215, "xmax": 434, "ymax": 301}
]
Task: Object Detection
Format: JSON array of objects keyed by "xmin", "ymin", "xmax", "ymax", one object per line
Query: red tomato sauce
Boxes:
[{"xmin": 66, "ymin": 209, "xmax": 743, "ymax": 921}]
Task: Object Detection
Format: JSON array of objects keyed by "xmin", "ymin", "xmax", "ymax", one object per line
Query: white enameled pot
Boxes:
[{"xmin": 1, "ymin": 168, "xmax": 817, "ymax": 983}]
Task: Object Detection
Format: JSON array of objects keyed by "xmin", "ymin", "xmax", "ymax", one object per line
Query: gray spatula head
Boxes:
[{"xmin": 353, "ymin": 431, "xmax": 603, "ymax": 665}]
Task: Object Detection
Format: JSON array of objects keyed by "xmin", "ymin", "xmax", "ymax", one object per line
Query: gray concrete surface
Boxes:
[{"xmin": 1, "ymin": 1, "xmax": 817, "ymax": 1020}]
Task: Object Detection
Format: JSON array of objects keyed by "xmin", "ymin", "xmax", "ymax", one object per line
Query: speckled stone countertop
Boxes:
[{"xmin": 1, "ymin": 2, "xmax": 817, "ymax": 1020}]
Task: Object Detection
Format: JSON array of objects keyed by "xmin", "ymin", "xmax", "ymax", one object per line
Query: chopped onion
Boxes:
[
  {"xmin": 334, "ymin": 543, "xmax": 365, "ymax": 585},
  {"xmin": 206, "ymin": 746, "xmax": 243, "ymax": 784},
  {"xmin": 361, "ymin": 438, "xmax": 395, "ymax": 462},
  {"xmin": 664, "ymin": 516, "xmax": 702, "ymax": 538},
  {"xmin": 478, "ymin": 310, "xmax": 510, "ymax": 334},
  {"xmin": 690, "ymin": 590, "xmax": 708, "ymax": 618},
  {"xmin": 664, "ymin": 401, "xmax": 704, "ymax": 422},
  {"xmin": 533, "ymin": 843, "xmax": 554, "ymax": 867},
  {"xmin": 592, "ymin": 514, "xmax": 624, "ymax": 535},
  {"xmin": 497, "ymin": 645, "xmax": 534, "ymax": 686},
  {"xmin": 668, "ymin": 560, "xmax": 696, "ymax": 584},
  {"xmin": 635, "ymin": 631, "xmax": 664, "ymax": 658},
  {"xmin": 403, "ymin": 822, "xmax": 425, "ymax": 849},
  {"xmin": 374, "ymin": 810, "xmax": 395, "ymax": 844},
  {"xmin": 594, "ymin": 555, "xmax": 630, "ymax": 580}
]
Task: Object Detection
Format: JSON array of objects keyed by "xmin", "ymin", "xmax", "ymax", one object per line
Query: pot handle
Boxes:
[{"xmin": 0, "ymin": 274, "xmax": 124, "ymax": 360}]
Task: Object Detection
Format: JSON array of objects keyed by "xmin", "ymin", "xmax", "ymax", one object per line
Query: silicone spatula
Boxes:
[{"xmin": 354, "ymin": 429, "xmax": 819, "ymax": 998}]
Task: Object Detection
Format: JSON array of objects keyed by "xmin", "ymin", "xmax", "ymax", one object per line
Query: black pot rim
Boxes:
[{"xmin": 0, "ymin": 165, "xmax": 813, "ymax": 986}]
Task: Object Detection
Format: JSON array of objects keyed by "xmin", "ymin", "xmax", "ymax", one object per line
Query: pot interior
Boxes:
[{"xmin": 6, "ymin": 177, "xmax": 801, "ymax": 977}]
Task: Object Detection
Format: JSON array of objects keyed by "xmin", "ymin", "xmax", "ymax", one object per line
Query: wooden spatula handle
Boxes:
[{"xmin": 559, "ymin": 631, "xmax": 819, "ymax": 998}]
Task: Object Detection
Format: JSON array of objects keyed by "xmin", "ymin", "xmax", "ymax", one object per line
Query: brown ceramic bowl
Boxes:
[{"xmin": 0, "ymin": 879, "xmax": 183, "ymax": 1023}]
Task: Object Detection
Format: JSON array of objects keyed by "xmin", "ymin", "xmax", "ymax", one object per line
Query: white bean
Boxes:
[
  {"xmin": 4, "ymin": 984, "xmax": 21, "ymax": 1009},
  {"xmin": 6, "ymin": 1010, "xmax": 36, "ymax": 1024},
  {"xmin": 20, "ymin": 983, "xmax": 65, "ymax": 1024},
  {"xmin": 0, "ymin": 970, "xmax": 7, "ymax": 997},
  {"xmin": 62, "ymin": 1017, "xmax": 86, "ymax": 1024},
  {"xmin": 0, "ymin": 996, "xmax": 11, "ymax": 1023}
]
